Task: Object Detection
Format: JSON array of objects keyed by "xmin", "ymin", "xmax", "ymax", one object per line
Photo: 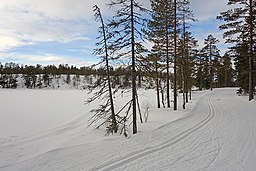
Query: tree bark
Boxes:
[
  {"xmin": 131, "ymin": 0, "xmax": 137, "ymax": 134},
  {"xmin": 156, "ymin": 61, "xmax": 160, "ymax": 108},
  {"xmin": 165, "ymin": 0, "xmax": 170, "ymax": 108},
  {"xmin": 210, "ymin": 41, "xmax": 213, "ymax": 91},
  {"xmin": 173, "ymin": 0, "xmax": 178, "ymax": 111},
  {"xmin": 248, "ymin": 0, "xmax": 254, "ymax": 101}
]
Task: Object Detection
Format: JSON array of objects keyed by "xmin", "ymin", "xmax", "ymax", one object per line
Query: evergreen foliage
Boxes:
[
  {"xmin": 106, "ymin": 0, "xmax": 149, "ymax": 134},
  {"xmin": 217, "ymin": 0, "xmax": 256, "ymax": 100}
]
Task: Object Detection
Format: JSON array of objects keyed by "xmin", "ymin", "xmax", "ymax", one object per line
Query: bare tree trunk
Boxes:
[
  {"xmin": 199, "ymin": 54, "xmax": 203, "ymax": 91},
  {"xmin": 156, "ymin": 61, "xmax": 160, "ymax": 108},
  {"xmin": 131, "ymin": 0, "xmax": 137, "ymax": 134},
  {"xmin": 165, "ymin": 0, "xmax": 170, "ymax": 108},
  {"xmin": 183, "ymin": 15, "xmax": 189, "ymax": 104},
  {"xmin": 173, "ymin": 0, "xmax": 178, "ymax": 111},
  {"xmin": 225, "ymin": 65, "xmax": 228, "ymax": 87},
  {"xmin": 210, "ymin": 42, "xmax": 213, "ymax": 91},
  {"xmin": 136, "ymin": 94, "xmax": 143, "ymax": 123},
  {"xmin": 189, "ymin": 88, "xmax": 192, "ymax": 100},
  {"xmin": 181, "ymin": 63, "xmax": 186, "ymax": 109},
  {"xmin": 249, "ymin": 0, "xmax": 254, "ymax": 101},
  {"xmin": 160, "ymin": 79, "xmax": 166, "ymax": 108}
]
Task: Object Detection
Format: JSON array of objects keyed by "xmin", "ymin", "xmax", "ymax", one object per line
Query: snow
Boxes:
[{"xmin": 0, "ymin": 88, "xmax": 256, "ymax": 171}]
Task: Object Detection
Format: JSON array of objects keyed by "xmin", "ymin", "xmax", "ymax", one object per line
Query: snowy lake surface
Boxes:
[{"xmin": 0, "ymin": 88, "xmax": 256, "ymax": 170}]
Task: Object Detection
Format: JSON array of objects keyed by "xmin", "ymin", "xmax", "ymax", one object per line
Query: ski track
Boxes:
[
  {"xmin": 88, "ymin": 93, "xmax": 216, "ymax": 171},
  {"xmin": 1, "ymin": 88, "xmax": 256, "ymax": 171}
]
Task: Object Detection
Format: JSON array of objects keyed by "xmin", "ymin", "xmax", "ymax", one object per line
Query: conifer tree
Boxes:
[
  {"xmin": 147, "ymin": 0, "xmax": 174, "ymax": 108},
  {"xmin": 217, "ymin": 0, "xmax": 255, "ymax": 100},
  {"xmin": 107, "ymin": 0, "xmax": 149, "ymax": 134},
  {"xmin": 222, "ymin": 53, "xmax": 233, "ymax": 87},
  {"xmin": 202, "ymin": 34, "xmax": 220, "ymax": 91},
  {"xmin": 234, "ymin": 42, "xmax": 250, "ymax": 93},
  {"xmin": 86, "ymin": 5, "xmax": 118, "ymax": 134},
  {"xmin": 177, "ymin": 0, "xmax": 195, "ymax": 108}
]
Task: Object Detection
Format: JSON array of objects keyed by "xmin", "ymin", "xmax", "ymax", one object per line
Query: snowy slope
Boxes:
[{"xmin": 0, "ymin": 88, "xmax": 256, "ymax": 170}]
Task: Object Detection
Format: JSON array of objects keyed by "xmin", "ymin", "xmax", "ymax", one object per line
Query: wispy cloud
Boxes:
[
  {"xmin": 0, "ymin": 0, "xmax": 106, "ymax": 52},
  {"xmin": 0, "ymin": 0, "xmax": 234, "ymax": 65},
  {"xmin": 190, "ymin": 0, "xmax": 230, "ymax": 21},
  {"xmin": 0, "ymin": 52, "xmax": 94, "ymax": 66}
]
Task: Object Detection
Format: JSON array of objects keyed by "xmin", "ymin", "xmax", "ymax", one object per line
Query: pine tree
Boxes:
[
  {"xmin": 202, "ymin": 34, "xmax": 220, "ymax": 91},
  {"xmin": 147, "ymin": 0, "xmax": 174, "ymax": 108},
  {"xmin": 107, "ymin": 0, "xmax": 149, "ymax": 134},
  {"xmin": 86, "ymin": 5, "xmax": 118, "ymax": 134},
  {"xmin": 193, "ymin": 49, "xmax": 203, "ymax": 90},
  {"xmin": 217, "ymin": 0, "xmax": 256, "ymax": 100},
  {"xmin": 147, "ymin": 51, "xmax": 162, "ymax": 108},
  {"xmin": 234, "ymin": 42, "xmax": 250, "ymax": 93},
  {"xmin": 222, "ymin": 53, "xmax": 234, "ymax": 87},
  {"xmin": 177, "ymin": 0, "xmax": 195, "ymax": 108}
]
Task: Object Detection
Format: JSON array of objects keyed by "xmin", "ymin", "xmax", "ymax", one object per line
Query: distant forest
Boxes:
[{"xmin": 0, "ymin": 59, "xmax": 237, "ymax": 91}]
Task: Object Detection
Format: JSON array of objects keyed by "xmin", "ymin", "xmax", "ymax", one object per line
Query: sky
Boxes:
[{"xmin": 0, "ymin": 0, "xmax": 233, "ymax": 67}]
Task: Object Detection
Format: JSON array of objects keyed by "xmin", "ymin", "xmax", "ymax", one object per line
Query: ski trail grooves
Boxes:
[
  {"xmin": 2, "ymin": 88, "xmax": 256, "ymax": 171},
  {"xmin": 90, "ymin": 94, "xmax": 216, "ymax": 171}
]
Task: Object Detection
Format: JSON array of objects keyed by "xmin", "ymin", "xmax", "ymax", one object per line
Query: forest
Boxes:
[{"xmin": 0, "ymin": 0, "xmax": 255, "ymax": 135}]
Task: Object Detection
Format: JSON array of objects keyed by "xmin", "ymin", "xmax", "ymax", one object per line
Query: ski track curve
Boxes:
[
  {"xmin": 88, "ymin": 94, "xmax": 216, "ymax": 171},
  {"xmin": 1, "ymin": 88, "xmax": 256, "ymax": 171}
]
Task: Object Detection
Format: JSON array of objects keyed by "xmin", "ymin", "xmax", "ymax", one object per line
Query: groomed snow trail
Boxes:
[{"xmin": 1, "ymin": 88, "xmax": 256, "ymax": 170}]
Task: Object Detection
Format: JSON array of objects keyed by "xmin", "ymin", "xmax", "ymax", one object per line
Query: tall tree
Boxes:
[
  {"xmin": 234, "ymin": 42, "xmax": 251, "ymax": 93},
  {"xmin": 147, "ymin": 0, "xmax": 174, "ymax": 108},
  {"xmin": 86, "ymin": 5, "xmax": 118, "ymax": 134},
  {"xmin": 177, "ymin": 0, "xmax": 196, "ymax": 108},
  {"xmin": 107, "ymin": 0, "xmax": 149, "ymax": 134},
  {"xmin": 173, "ymin": 0, "xmax": 178, "ymax": 110},
  {"xmin": 217, "ymin": 0, "xmax": 255, "ymax": 100}
]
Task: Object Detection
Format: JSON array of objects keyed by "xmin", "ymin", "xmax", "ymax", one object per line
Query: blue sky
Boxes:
[{"xmin": 0, "ymin": 0, "xmax": 232, "ymax": 67}]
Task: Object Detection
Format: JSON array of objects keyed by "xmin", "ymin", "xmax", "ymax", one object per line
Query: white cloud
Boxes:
[
  {"xmin": 0, "ymin": 0, "xmax": 110, "ymax": 20},
  {"xmin": 0, "ymin": 0, "xmax": 151, "ymax": 52},
  {"xmin": 190, "ymin": 0, "xmax": 242, "ymax": 21},
  {"xmin": 0, "ymin": 0, "xmax": 109, "ymax": 52},
  {"xmin": 0, "ymin": 52, "xmax": 94, "ymax": 66},
  {"xmin": 190, "ymin": 0, "xmax": 229, "ymax": 21},
  {"xmin": 0, "ymin": 0, "xmax": 236, "ymax": 64},
  {"xmin": 0, "ymin": 34, "xmax": 34, "ymax": 52}
]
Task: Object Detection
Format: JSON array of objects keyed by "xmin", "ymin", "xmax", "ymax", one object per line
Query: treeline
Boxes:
[
  {"xmin": 0, "ymin": 56, "xmax": 237, "ymax": 90},
  {"xmin": 0, "ymin": 62, "xmax": 153, "ymax": 89},
  {"xmin": 0, "ymin": 62, "xmax": 92, "ymax": 89}
]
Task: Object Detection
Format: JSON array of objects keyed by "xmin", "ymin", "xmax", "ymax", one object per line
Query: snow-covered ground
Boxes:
[{"xmin": 0, "ymin": 88, "xmax": 255, "ymax": 170}]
